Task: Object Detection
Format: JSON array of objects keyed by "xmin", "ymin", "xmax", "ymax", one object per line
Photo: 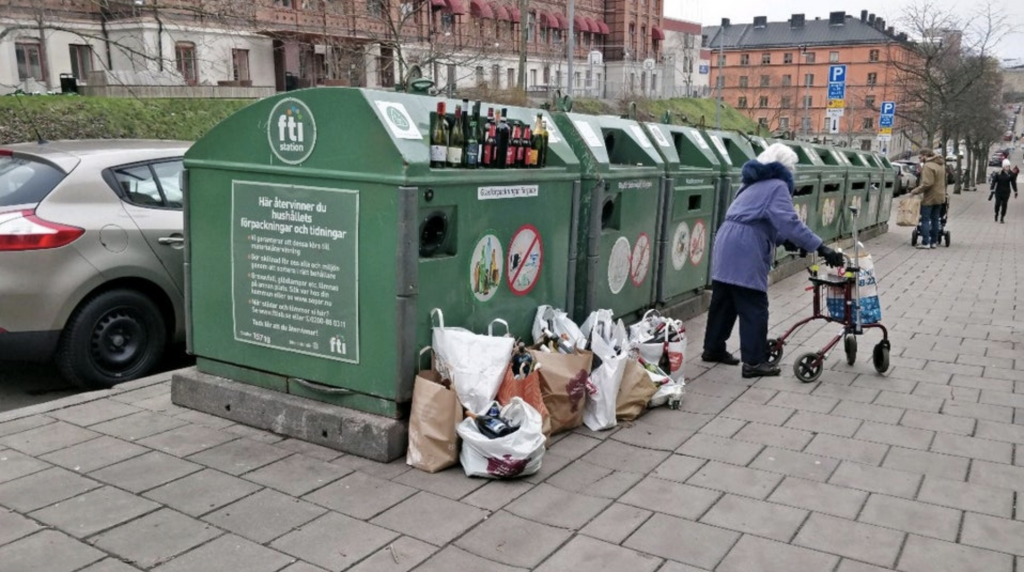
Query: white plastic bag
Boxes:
[
  {"xmin": 628, "ymin": 311, "xmax": 686, "ymax": 410},
  {"xmin": 580, "ymin": 309, "xmax": 615, "ymax": 341},
  {"xmin": 532, "ymin": 305, "xmax": 587, "ymax": 350},
  {"xmin": 583, "ymin": 334, "xmax": 627, "ymax": 431},
  {"xmin": 457, "ymin": 397, "xmax": 546, "ymax": 479},
  {"xmin": 431, "ymin": 309, "xmax": 515, "ymax": 415},
  {"xmin": 826, "ymin": 245, "xmax": 882, "ymax": 325}
]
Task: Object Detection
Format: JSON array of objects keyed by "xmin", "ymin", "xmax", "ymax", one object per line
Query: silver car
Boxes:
[{"xmin": 0, "ymin": 140, "xmax": 190, "ymax": 388}]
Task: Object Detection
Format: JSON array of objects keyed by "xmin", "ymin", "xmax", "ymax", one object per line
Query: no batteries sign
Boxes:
[{"xmin": 506, "ymin": 225, "xmax": 543, "ymax": 296}]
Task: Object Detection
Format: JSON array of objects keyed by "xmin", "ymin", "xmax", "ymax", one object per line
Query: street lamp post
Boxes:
[
  {"xmin": 715, "ymin": 29, "xmax": 724, "ymax": 129},
  {"xmin": 800, "ymin": 45, "xmax": 811, "ymax": 139},
  {"xmin": 567, "ymin": 0, "xmax": 574, "ymax": 95}
]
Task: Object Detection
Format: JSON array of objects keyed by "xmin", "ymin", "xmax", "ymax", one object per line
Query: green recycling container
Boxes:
[
  {"xmin": 641, "ymin": 122, "xmax": 720, "ymax": 305},
  {"xmin": 552, "ymin": 113, "xmax": 665, "ymax": 323},
  {"xmin": 837, "ymin": 149, "xmax": 878, "ymax": 236},
  {"xmin": 787, "ymin": 142, "xmax": 844, "ymax": 244},
  {"xmin": 747, "ymin": 135, "xmax": 770, "ymax": 155},
  {"xmin": 771, "ymin": 141, "xmax": 827, "ymax": 260},
  {"xmin": 184, "ymin": 88, "xmax": 581, "ymax": 417},
  {"xmin": 872, "ymin": 153, "xmax": 896, "ymax": 226},
  {"xmin": 699, "ymin": 129, "xmax": 758, "ymax": 238}
]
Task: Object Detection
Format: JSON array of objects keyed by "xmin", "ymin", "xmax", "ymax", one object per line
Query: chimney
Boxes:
[
  {"xmin": 868, "ymin": 13, "xmax": 876, "ymax": 24},
  {"xmin": 860, "ymin": 10, "xmax": 868, "ymax": 22},
  {"xmin": 887, "ymin": 26, "xmax": 895, "ymax": 36},
  {"xmin": 753, "ymin": 16, "xmax": 767, "ymax": 28},
  {"xmin": 829, "ymin": 11, "xmax": 845, "ymax": 26},
  {"xmin": 898, "ymin": 32, "xmax": 908, "ymax": 41},
  {"xmin": 791, "ymin": 14, "xmax": 805, "ymax": 28},
  {"xmin": 721, "ymin": 17, "xmax": 730, "ymax": 27},
  {"xmin": 876, "ymin": 17, "xmax": 885, "ymax": 30}
]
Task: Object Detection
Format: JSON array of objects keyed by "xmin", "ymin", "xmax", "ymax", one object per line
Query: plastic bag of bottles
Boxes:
[
  {"xmin": 456, "ymin": 397, "xmax": 545, "ymax": 479},
  {"xmin": 431, "ymin": 309, "xmax": 515, "ymax": 415},
  {"xmin": 584, "ymin": 333, "xmax": 627, "ymax": 431},
  {"xmin": 531, "ymin": 305, "xmax": 587, "ymax": 353},
  {"xmin": 628, "ymin": 310, "xmax": 686, "ymax": 410}
]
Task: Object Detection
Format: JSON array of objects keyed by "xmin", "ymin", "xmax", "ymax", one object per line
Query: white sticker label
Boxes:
[
  {"xmin": 648, "ymin": 125, "xmax": 671, "ymax": 147},
  {"xmin": 711, "ymin": 136, "xmax": 731, "ymax": 164},
  {"xmin": 374, "ymin": 101, "xmax": 422, "ymax": 140},
  {"xmin": 574, "ymin": 120, "xmax": 604, "ymax": 147},
  {"xmin": 629, "ymin": 125, "xmax": 653, "ymax": 148},
  {"xmin": 671, "ymin": 221, "xmax": 690, "ymax": 271},
  {"xmin": 823, "ymin": 197, "xmax": 838, "ymax": 226},
  {"xmin": 690, "ymin": 219, "xmax": 707, "ymax": 266},
  {"xmin": 477, "ymin": 185, "xmax": 539, "ymax": 200},
  {"xmin": 608, "ymin": 236, "xmax": 631, "ymax": 294},
  {"xmin": 630, "ymin": 232, "xmax": 651, "ymax": 286},
  {"xmin": 546, "ymin": 121, "xmax": 562, "ymax": 144},
  {"xmin": 470, "ymin": 234, "xmax": 503, "ymax": 302},
  {"xmin": 694, "ymin": 131, "xmax": 711, "ymax": 150}
]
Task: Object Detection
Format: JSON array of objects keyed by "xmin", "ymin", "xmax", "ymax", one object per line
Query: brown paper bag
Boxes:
[
  {"xmin": 616, "ymin": 358, "xmax": 658, "ymax": 421},
  {"xmin": 406, "ymin": 349, "xmax": 461, "ymax": 473},
  {"xmin": 896, "ymin": 195, "xmax": 921, "ymax": 227},
  {"xmin": 530, "ymin": 349, "xmax": 593, "ymax": 435},
  {"xmin": 497, "ymin": 365, "xmax": 551, "ymax": 439}
]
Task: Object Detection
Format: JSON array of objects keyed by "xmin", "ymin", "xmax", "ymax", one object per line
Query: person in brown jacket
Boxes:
[{"xmin": 908, "ymin": 150, "xmax": 947, "ymax": 249}]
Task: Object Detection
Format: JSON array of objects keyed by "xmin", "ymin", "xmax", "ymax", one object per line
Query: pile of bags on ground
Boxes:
[{"xmin": 406, "ymin": 306, "xmax": 687, "ymax": 479}]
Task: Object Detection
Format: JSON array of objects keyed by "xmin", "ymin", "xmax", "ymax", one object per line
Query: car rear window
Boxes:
[{"xmin": 0, "ymin": 156, "xmax": 67, "ymax": 207}]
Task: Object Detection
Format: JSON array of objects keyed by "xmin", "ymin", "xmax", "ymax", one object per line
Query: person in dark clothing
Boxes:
[{"xmin": 989, "ymin": 159, "xmax": 1018, "ymax": 223}]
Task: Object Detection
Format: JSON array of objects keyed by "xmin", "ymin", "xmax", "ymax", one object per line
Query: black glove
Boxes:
[
  {"xmin": 817, "ymin": 245, "xmax": 845, "ymax": 268},
  {"xmin": 781, "ymin": 240, "xmax": 799, "ymax": 253}
]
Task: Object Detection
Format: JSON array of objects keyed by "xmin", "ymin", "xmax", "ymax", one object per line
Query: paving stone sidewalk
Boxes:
[{"xmin": 1, "ymin": 177, "xmax": 1023, "ymax": 572}]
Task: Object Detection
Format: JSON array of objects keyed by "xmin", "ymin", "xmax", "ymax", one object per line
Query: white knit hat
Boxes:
[
  {"xmin": 1003, "ymin": 159, "xmax": 1012, "ymax": 168},
  {"xmin": 757, "ymin": 143, "xmax": 799, "ymax": 172}
]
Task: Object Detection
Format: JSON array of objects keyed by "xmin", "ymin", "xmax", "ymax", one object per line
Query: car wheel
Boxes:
[{"xmin": 57, "ymin": 289, "xmax": 167, "ymax": 389}]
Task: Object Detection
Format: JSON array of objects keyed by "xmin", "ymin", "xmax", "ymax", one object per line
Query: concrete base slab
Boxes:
[{"xmin": 171, "ymin": 368, "xmax": 407, "ymax": 462}]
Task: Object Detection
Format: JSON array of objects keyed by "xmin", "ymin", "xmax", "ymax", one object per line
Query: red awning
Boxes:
[
  {"xmin": 508, "ymin": 7, "xmax": 520, "ymax": 22},
  {"xmin": 445, "ymin": 0, "xmax": 467, "ymax": 15},
  {"xmin": 537, "ymin": 11, "xmax": 551, "ymax": 28},
  {"xmin": 652, "ymin": 26, "xmax": 664, "ymax": 40},
  {"xmin": 584, "ymin": 17, "xmax": 598, "ymax": 33},
  {"xmin": 596, "ymin": 20, "xmax": 610, "ymax": 34},
  {"xmin": 490, "ymin": 1, "xmax": 509, "ymax": 20},
  {"xmin": 553, "ymin": 13, "xmax": 567, "ymax": 29},
  {"xmin": 573, "ymin": 15, "xmax": 589, "ymax": 32},
  {"xmin": 469, "ymin": 0, "xmax": 493, "ymax": 18},
  {"xmin": 430, "ymin": 0, "xmax": 446, "ymax": 7}
]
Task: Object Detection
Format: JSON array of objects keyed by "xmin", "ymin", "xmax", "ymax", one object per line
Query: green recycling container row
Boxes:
[{"xmin": 182, "ymin": 86, "xmax": 890, "ymax": 418}]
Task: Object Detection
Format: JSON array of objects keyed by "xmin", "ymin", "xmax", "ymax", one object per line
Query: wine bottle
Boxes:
[
  {"xmin": 430, "ymin": 102, "xmax": 448, "ymax": 168},
  {"xmin": 505, "ymin": 123, "xmax": 519, "ymax": 168},
  {"xmin": 482, "ymin": 122, "xmax": 496, "ymax": 168},
  {"xmin": 539, "ymin": 119, "xmax": 550, "ymax": 167},
  {"xmin": 496, "ymin": 108, "xmax": 511, "ymax": 168},
  {"xmin": 447, "ymin": 105, "xmax": 464, "ymax": 168},
  {"xmin": 530, "ymin": 114, "xmax": 544, "ymax": 168},
  {"xmin": 465, "ymin": 103, "xmax": 481, "ymax": 168},
  {"xmin": 519, "ymin": 126, "xmax": 532, "ymax": 167},
  {"xmin": 461, "ymin": 99, "xmax": 472, "ymax": 168}
]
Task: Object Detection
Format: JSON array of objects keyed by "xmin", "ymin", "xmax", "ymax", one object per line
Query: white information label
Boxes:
[
  {"xmin": 477, "ymin": 185, "xmax": 539, "ymax": 200},
  {"xmin": 546, "ymin": 121, "xmax": 562, "ymax": 144},
  {"xmin": 629, "ymin": 125, "xmax": 653, "ymax": 148},
  {"xmin": 711, "ymin": 136, "xmax": 731, "ymax": 165},
  {"xmin": 574, "ymin": 120, "xmax": 604, "ymax": 147},
  {"xmin": 694, "ymin": 132, "xmax": 711, "ymax": 150},
  {"xmin": 648, "ymin": 125, "xmax": 671, "ymax": 147},
  {"xmin": 607, "ymin": 236, "xmax": 631, "ymax": 294},
  {"xmin": 374, "ymin": 101, "xmax": 422, "ymax": 140}
]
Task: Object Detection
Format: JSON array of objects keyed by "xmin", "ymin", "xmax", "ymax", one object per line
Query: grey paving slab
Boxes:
[
  {"xmin": 675, "ymin": 434, "xmax": 764, "ymax": 466},
  {"xmin": 697, "ymin": 417, "xmax": 746, "ymax": 438},
  {"xmin": 732, "ymin": 422, "xmax": 814, "ymax": 451},
  {"xmin": 545, "ymin": 459, "xmax": 643, "ymax": 499},
  {"xmin": 836, "ymin": 560, "xmax": 893, "ymax": 572},
  {"xmin": 828, "ymin": 461, "xmax": 922, "ymax": 499},
  {"xmin": 274, "ymin": 438, "xmax": 345, "ymax": 462},
  {"xmin": 110, "ymin": 382, "xmax": 172, "ymax": 405},
  {"xmin": 143, "ymin": 468, "xmax": 262, "ymax": 517},
  {"xmin": 717, "ymin": 534, "xmax": 839, "ymax": 572},
  {"xmin": 0, "ymin": 529, "xmax": 105, "ymax": 572},
  {"xmin": 804, "ymin": 433, "xmax": 889, "ymax": 465},
  {"xmin": 749, "ymin": 447, "xmax": 840, "ymax": 482},
  {"xmin": 960, "ymin": 512, "xmax": 1024, "ymax": 557},
  {"xmin": 649, "ymin": 455, "xmax": 708, "ymax": 485},
  {"xmin": 899, "ymin": 409, "xmax": 976, "ymax": 436},
  {"xmin": 48, "ymin": 400, "xmax": 142, "ymax": 427},
  {"xmin": 719, "ymin": 401, "xmax": 796, "ymax": 426},
  {"xmin": 700, "ymin": 494, "xmax": 808, "ymax": 542},
  {"xmin": 931, "ymin": 432, "xmax": 1013, "ymax": 464},
  {"xmin": 942, "ymin": 401, "xmax": 1015, "ymax": 423},
  {"xmin": 854, "ymin": 421, "xmax": 934, "ymax": 450},
  {"xmin": 348, "ymin": 536, "xmax": 437, "ymax": 572},
  {"xmin": 812, "ymin": 382, "xmax": 881, "ymax": 404},
  {"xmin": 783, "ymin": 410, "xmax": 863, "ymax": 437},
  {"xmin": 79, "ymin": 558, "xmax": 143, "ymax": 572},
  {"xmin": 794, "ymin": 513, "xmax": 904, "ymax": 568},
  {"xmin": 137, "ymin": 423, "xmax": 239, "ymax": 457},
  {"xmin": 577, "ymin": 439, "xmax": 672, "ymax": 474},
  {"xmin": 89, "ymin": 451, "xmax": 202, "ymax": 493},
  {"xmin": 950, "ymin": 375, "xmax": 1016, "ymax": 394},
  {"xmin": 686, "ymin": 378, "xmax": 750, "ymax": 400},
  {"xmin": 639, "ymin": 409, "xmax": 716, "ymax": 432},
  {"xmin": 0, "ymin": 415, "xmax": 56, "ymax": 438},
  {"xmin": 897, "ymin": 534, "xmax": 1013, "ymax": 572},
  {"xmin": 0, "ymin": 466, "xmax": 101, "ymax": 512},
  {"xmin": 686, "ymin": 460, "xmax": 784, "ymax": 499},
  {"xmin": 370, "ymin": 491, "xmax": 488, "ymax": 545},
  {"xmin": 917, "ymin": 476, "xmax": 1013, "ymax": 518},
  {"xmin": 270, "ymin": 511, "xmax": 399, "ymax": 572},
  {"xmin": 0, "ymin": 507, "xmax": 43, "ymax": 545},
  {"xmin": 735, "ymin": 387, "xmax": 778, "ymax": 405},
  {"xmin": 547, "ymin": 432, "xmax": 602, "ymax": 459},
  {"xmin": 610, "ymin": 420, "xmax": 695, "ymax": 451},
  {"xmin": 223, "ymin": 424, "xmax": 286, "ymax": 444},
  {"xmin": 523, "ymin": 451, "xmax": 573, "ymax": 484},
  {"xmin": 39, "ymin": 436, "xmax": 148, "ymax": 474},
  {"xmin": 882, "ymin": 446, "xmax": 970, "ymax": 481},
  {"xmin": 185, "ymin": 438, "xmax": 291, "ymax": 475},
  {"xmin": 858, "ymin": 493, "xmax": 961, "ymax": 542},
  {"xmin": 833, "ymin": 400, "xmax": 906, "ymax": 424},
  {"xmin": 853, "ymin": 374, "xmax": 917, "ymax": 394},
  {"xmin": 169, "ymin": 409, "xmax": 236, "ymax": 429},
  {"xmin": 413, "ymin": 546, "xmax": 528, "ymax": 572},
  {"xmin": 151, "ymin": 534, "xmax": 295, "ymax": 572},
  {"xmin": 460, "ymin": 479, "xmax": 534, "ymax": 511},
  {"xmin": 975, "ymin": 420, "xmax": 1024, "ymax": 444},
  {"xmin": 203, "ymin": 488, "xmax": 327, "ymax": 543},
  {"xmin": 0, "ymin": 422, "xmax": 99, "ymax": 456},
  {"xmin": 534, "ymin": 535, "xmax": 662, "ymax": 572},
  {"xmin": 302, "ymin": 471, "xmax": 417, "ymax": 519},
  {"xmin": 0, "ymin": 448, "xmax": 50, "ymax": 484},
  {"xmin": 619, "ymin": 476, "xmax": 721, "ymax": 520},
  {"xmin": 767, "ymin": 391, "xmax": 839, "ymax": 414},
  {"xmin": 30, "ymin": 486, "xmax": 160, "ymax": 538},
  {"xmin": 767, "ymin": 476, "xmax": 869, "ymax": 519},
  {"xmin": 623, "ymin": 512, "xmax": 740, "ymax": 570},
  {"xmin": 454, "ymin": 510, "xmax": 572, "ymax": 568},
  {"xmin": 243, "ymin": 453, "xmax": 352, "ymax": 497},
  {"xmin": 89, "ymin": 411, "xmax": 190, "ymax": 442},
  {"xmin": 390, "ymin": 466, "xmax": 486, "ymax": 501},
  {"xmin": 92, "ymin": 508, "xmax": 222, "ymax": 569},
  {"xmin": 579, "ymin": 502, "xmax": 653, "ymax": 544}
]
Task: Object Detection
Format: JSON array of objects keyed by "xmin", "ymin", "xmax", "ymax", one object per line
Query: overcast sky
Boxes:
[{"xmin": 665, "ymin": 1, "xmax": 1024, "ymax": 66}]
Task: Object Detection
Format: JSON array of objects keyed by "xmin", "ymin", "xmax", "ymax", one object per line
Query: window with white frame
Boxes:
[
  {"xmin": 69, "ymin": 44, "xmax": 93, "ymax": 80},
  {"xmin": 232, "ymin": 49, "xmax": 250, "ymax": 81},
  {"xmin": 16, "ymin": 41, "xmax": 44, "ymax": 81},
  {"xmin": 175, "ymin": 42, "xmax": 197, "ymax": 85}
]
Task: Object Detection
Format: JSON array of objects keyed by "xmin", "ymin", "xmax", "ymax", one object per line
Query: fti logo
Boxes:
[
  {"xmin": 267, "ymin": 97, "xmax": 317, "ymax": 165},
  {"xmin": 329, "ymin": 334, "xmax": 347, "ymax": 355}
]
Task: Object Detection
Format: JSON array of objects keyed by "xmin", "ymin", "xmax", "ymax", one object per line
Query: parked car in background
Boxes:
[
  {"xmin": 990, "ymin": 153, "xmax": 1007, "ymax": 166},
  {"xmin": 0, "ymin": 140, "xmax": 190, "ymax": 388},
  {"xmin": 893, "ymin": 163, "xmax": 918, "ymax": 195}
]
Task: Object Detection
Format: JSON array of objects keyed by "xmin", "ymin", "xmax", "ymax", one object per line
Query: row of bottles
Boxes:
[{"xmin": 430, "ymin": 99, "xmax": 549, "ymax": 170}]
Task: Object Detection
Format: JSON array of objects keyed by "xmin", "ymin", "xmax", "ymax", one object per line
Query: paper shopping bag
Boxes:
[
  {"xmin": 530, "ymin": 349, "xmax": 593, "ymax": 435},
  {"xmin": 406, "ymin": 348, "xmax": 461, "ymax": 473},
  {"xmin": 896, "ymin": 195, "xmax": 921, "ymax": 227},
  {"xmin": 616, "ymin": 358, "xmax": 658, "ymax": 421}
]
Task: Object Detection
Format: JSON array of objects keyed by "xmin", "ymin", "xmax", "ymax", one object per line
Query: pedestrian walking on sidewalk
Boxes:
[
  {"xmin": 989, "ymin": 159, "xmax": 1019, "ymax": 223},
  {"xmin": 702, "ymin": 143, "xmax": 844, "ymax": 379},
  {"xmin": 908, "ymin": 149, "xmax": 947, "ymax": 248}
]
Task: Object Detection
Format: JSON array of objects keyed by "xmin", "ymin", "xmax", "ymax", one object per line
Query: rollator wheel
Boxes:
[
  {"xmin": 944, "ymin": 231, "xmax": 951, "ymax": 247},
  {"xmin": 766, "ymin": 338, "xmax": 783, "ymax": 366},
  {"xmin": 844, "ymin": 334, "xmax": 858, "ymax": 366},
  {"xmin": 794, "ymin": 352, "xmax": 824, "ymax": 383},
  {"xmin": 872, "ymin": 340, "xmax": 891, "ymax": 374},
  {"xmin": 911, "ymin": 229, "xmax": 918, "ymax": 246}
]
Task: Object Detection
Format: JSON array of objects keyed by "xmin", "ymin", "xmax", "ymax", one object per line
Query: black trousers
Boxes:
[
  {"xmin": 703, "ymin": 280, "xmax": 769, "ymax": 366},
  {"xmin": 995, "ymin": 193, "xmax": 1010, "ymax": 220}
]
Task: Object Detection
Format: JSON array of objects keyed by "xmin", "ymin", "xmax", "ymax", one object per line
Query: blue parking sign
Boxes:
[
  {"xmin": 828, "ymin": 65, "xmax": 847, "ymax": 83},
  {"xmin": 828, "ymin": 83, "xmax": 846, "ymax": 100},
  {"xmin": 880, "ymin": 101, "xmax": 896, "ymax": 115},
  {"xmin": 879, "ymin": 115, "xmax": 894, "ymax": 127}
]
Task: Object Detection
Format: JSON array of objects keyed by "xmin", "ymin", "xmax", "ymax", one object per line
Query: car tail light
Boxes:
[
  {"xmin": 0, "ymin": 149, "xmax": 12, "ymax": 157},
  {"xmin": 0, "ymin": 209, "xmax": 85, "ymax": 251}
]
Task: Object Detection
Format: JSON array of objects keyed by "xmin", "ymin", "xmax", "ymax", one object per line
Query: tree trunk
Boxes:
[{"xmin": 517, "ymin": 0, "xmax": 527, "ymax": 91}]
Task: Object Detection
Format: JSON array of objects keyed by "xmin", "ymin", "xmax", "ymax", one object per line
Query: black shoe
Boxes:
[
  {"xmin": 742, "ymin": 362, "xmax": 782, "ymax": 378},
  {"xmin": 701, "ymin": 351, "xmax": 740, "ymax": 366}
]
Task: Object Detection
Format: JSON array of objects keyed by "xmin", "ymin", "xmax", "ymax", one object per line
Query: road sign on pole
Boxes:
[
  {"xmin": 828, "ymin": 65, "xmax": 847, "ymax": 83},
  {"xmin": 826, "ymin": 65, "xmax": 848, "ymax": 117}
]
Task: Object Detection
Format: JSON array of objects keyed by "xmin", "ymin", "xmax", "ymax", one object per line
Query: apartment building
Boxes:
[
  {"xmin": 661, "ymin": 18, "xmax": 710, "ymax": 98},
  {"xmin": 703, "ymin": 10, "xmax": 915, "ymax": 151}
]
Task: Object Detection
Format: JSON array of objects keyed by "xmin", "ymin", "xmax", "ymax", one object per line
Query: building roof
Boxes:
[
  {"xmin": 663, "ymin": 18, "xmax": 701, "ymax": 35},
  {"xmin": 703, "ymin": 12, "xmax": 903, "ymax": 50}
]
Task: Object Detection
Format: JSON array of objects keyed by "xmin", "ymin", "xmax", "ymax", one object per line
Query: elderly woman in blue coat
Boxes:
[{"xmin": 701, "ymin": 143, "xmax": 844, "ymax": 378}]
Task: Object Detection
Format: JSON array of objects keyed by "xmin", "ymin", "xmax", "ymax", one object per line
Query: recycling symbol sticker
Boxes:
[{"xmin": 671, "ymin": 221, "xmax": 690, "ymax": 271}]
